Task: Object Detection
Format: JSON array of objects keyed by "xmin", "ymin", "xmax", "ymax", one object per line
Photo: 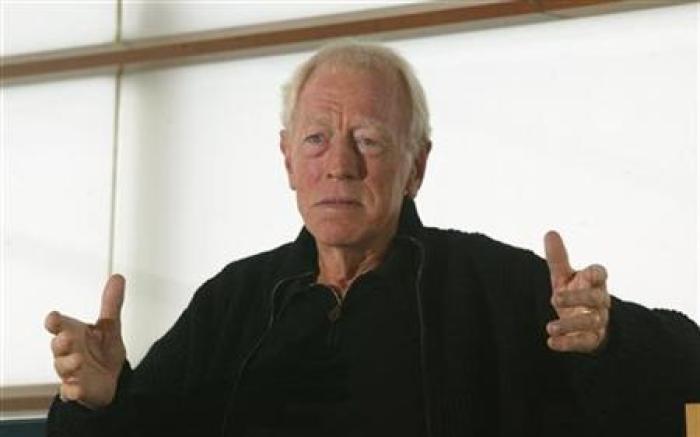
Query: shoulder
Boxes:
[
  {"xmin": 417, "ymin": 226, "xmax": 552, "ymax": 308},
  {"xmin": 420, "ymin": 226, "xmax": 545, "ymax": 270},
  {"xmin": 218, "ymin": 241, "xmax": 297, "ymax": 281},
  {"xmin": 189, "ymin": 241, "xmax": 297, "ymax": 308}
]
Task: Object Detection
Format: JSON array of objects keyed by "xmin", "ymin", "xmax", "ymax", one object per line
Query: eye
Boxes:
[
  {"xmin": 356, "ymin": 137, "xmax": 375, "ymax": 147},
  {"xmin": 303, "ymin": 133, "xmax": 325, "ymax": 145},
  {"xmin": 355, "ymin": 136, "xmax": 383, "ymax": 153}
]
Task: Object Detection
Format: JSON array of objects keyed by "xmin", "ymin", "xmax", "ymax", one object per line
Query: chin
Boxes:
[{"xmin": 307, "ymin": 220, "xmax": 369, "ymax": 248}]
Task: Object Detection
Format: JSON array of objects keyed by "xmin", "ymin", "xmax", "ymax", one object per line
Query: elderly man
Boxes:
[{"xmin": 45, "ymin": 42, "xmax": 699, "ymax": 437}]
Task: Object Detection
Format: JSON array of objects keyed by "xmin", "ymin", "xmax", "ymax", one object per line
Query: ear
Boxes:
[
  {"xmin": 405, "ymin": 141, "xmax": 431, "ymax": 199},
  {"xmin": 279, "ymin": 129, "xmax": 296, "ymax": 191}
]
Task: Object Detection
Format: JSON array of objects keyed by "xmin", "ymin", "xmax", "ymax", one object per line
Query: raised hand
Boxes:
[
  {"xmin": 544, "ymin": 231, "xmax": 611, "ymax": 353},
  {"xmin": 44, "ymin": 274, "xmax": 127, "ymax": 409}
]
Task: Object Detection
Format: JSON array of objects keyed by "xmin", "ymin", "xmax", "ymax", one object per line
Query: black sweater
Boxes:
[{"xmin": 48, "ymin": 199, "xmax": 700, "ymax": 437}]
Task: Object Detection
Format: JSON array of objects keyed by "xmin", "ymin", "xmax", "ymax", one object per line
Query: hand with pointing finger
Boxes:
[
  {"xmin": 544, "ymin": 231, "xmax": 611, "ymax": 353},
  {"xmin": 44, "ymin": 274, "xmax": 127, "ymax": 409}
]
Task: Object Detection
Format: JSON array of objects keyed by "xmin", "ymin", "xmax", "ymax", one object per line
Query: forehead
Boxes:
[{"xmin": 295, "ymin": 62, "xmax": 408, "ymax": 126}]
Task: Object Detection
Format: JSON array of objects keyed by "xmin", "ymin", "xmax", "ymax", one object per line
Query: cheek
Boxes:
[
  {"xmin": 368, "ymin": 160, "xmax": 411, "ymax": 202},
  {"xmin": 293, "ymin": 158, "xmax": 323, "ymax": 190}
]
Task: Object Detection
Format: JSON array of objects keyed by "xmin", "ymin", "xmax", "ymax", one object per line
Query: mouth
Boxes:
[{"xmin": 315, "ymin": 197, "xmax": 362, "ymax": 208}]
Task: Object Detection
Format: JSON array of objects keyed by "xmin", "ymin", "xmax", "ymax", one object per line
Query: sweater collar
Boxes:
[{"xmin": 278, "ymin": 197, "xmax": 424, "ymax": 279}]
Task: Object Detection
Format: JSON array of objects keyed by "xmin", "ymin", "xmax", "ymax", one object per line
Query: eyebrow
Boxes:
[
  {"xmin": 295, "ymin": 116, "xmax": 396, "ymax": 141},
  {"xmin": 352, "ymin": 118, "xmax": 395, "ymax": 141},
  {"xmin": 352, "ymin": 117, "xmax": 388, "ymax": 130}
]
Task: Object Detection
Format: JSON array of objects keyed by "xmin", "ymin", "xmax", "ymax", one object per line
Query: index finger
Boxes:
[
  {"xmin": 544, "ymin": 230, "xmax": 574, "ymax": 289},
  {"xmin": 44, "ymin": 311, "xmax": 84, "ymax": 335},
  {"xmin": 99, "ymin": 274, "xmax": 125, "ymax": 320}
]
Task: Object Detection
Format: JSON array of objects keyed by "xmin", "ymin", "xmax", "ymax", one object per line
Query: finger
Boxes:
[
  {"xmin": 54, "ymin": 354, "xmax": 84, "ymax": 379},
  {"xmin": 547, "ymin": 311, "xmax": 607, "ymax": 336},
  {"xmin": 45, "ymin": 311, "xmax": 63, "ymax": 334},
  {"xmin": 45, "ymin": 312, "xmax": 86, "ymax": 335},
  {"xmin": 547, "ymin": 331, "xmax": 600, "ymax": 353},
  {"xmin": 99, "ymin": 274, "xmax": 125, "ymax": 321},
  {"xmin": 51, "ymin": 332, "xmax": 74, "ymax": 357},
  {"xmin": 551, "ymin": 287, "xmax": 610, "ymax": 310},
  {"xmin": 544, "ymin": 231, "xmax": 574, "ymax": 289},
  {"xmin": 581, "ymin": 264, "xmax": 608, "ymax": 286}
]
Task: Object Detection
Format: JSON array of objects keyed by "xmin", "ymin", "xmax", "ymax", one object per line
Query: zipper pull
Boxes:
[
  {"xmin": 325, "ymin": 284, "xmax": 344, "ymax": 322},
  {"xmin": 327, "ymin": 303, "xmax": 342, "ymax": 322}
]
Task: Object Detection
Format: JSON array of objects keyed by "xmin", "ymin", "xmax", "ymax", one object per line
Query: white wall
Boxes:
[{"xmin": 2, "ymin": 3, "xmax": 697, "ymax": 387}]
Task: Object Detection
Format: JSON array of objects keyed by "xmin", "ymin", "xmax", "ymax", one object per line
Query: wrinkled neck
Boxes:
[{"xmin": 315, "ymin": 235, "xmax": 392, "ymax": 297}]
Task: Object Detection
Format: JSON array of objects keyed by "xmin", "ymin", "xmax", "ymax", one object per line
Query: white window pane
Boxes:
[
  {"xmin": 122, "ymin": 1, "xmax": 423, "ymax": 40},
  {"xmin": 2, "ymin": 77, "xmax": 115, "ymax": 385},
  {"xmin": 2, "ymin": 1, "xmax": 116, "ymax": 56}
]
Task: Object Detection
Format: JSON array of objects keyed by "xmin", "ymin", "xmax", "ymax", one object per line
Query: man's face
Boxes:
[{"xmin": 281, "ymin": 63, "xmax": 427, "ymax": 250}]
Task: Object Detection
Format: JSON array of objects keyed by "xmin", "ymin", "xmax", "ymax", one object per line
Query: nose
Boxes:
[{"xmin": 325, "ymin": 134, "xmax": 366, "ymax": 180}]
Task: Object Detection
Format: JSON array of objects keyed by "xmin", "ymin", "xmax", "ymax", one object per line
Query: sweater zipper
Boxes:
[
  {"xmin": 221, "ymin": 270, "xmax": 313, "ymax": 437},
  {"xmin": 221, "ymin": 236, "xmax": 432, "ymax": 437},
  {"xmin": 399, "ymin": 235, "xmax": 433, "ymax": 437},
  {"xmin": 325, "ymin": 285, "xmax": 344, "ymax": 321},
  {"xmin": 324, "ymin": 286, "xmax": 344, "ymax": 348}
]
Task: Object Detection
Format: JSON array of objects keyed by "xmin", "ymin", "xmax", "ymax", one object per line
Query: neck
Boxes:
[{"xmin": 316, "ymin": 235, "xmax": 393, "ymax": 297}]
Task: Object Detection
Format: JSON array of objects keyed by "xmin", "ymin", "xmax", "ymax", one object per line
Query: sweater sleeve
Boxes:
[
  {"xmin": 528, "ymin": 252, "xmax": 700, "ymax": 435},
  {"xmin": 46, "ymin": 362, "xmax": 134, "ymax": 437},
  {"xmin": 568, "ymin": 298, "xmax": 700, "ymax": 436}
]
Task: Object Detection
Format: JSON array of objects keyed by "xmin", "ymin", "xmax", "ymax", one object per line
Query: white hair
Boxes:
[{"xmin": 281, "ymin": 40, "xmax": 431, "ymax": 155}]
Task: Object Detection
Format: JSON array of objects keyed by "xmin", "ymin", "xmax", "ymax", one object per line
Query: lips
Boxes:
[{"xmin": 315, "ymin": 197, "xmax": 362, "ymax": 207}]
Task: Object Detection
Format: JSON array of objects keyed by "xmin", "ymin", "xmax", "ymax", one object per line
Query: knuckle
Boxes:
[
  {"xmin": 552, "ymin": 296, "xmax": 564, "ymax": 308},
  {"xmin": 52, "ymin": 333, "xmax": 72, "ymax": 354},
  {"xmin": 72, "ymin": 355, "xmax": 84, "ymax": 371},
  {"xmin": 548, "ymin": 336, "xmax": 564, "ymax": 351},
  {"xmin": 558, "ymin": 292, "xmax": 578, "ymax": 308},
  {"xmin": 50, "ymin": 337, "xmax": 62, "ymax": 354},
  {"xmin": 554, "ymin": 320, "xmax": 570, "ymax": 334},
  {"xmin": 586, "ymin": 332, "xmax": 599, "ymax": 348},
  {"xmin": 61, "ymin": 334, "xmax": 74, "ymax": 350},
  {"xmin": 558, "ymin": 337, "xmax": 574, "ymax": 351},
  {"xmin": 54, "ymin": 359, "xmax": 71, "ymax": 378},
  {"xmin": 57, "ymin": 354, "xmax": 84, "ymax": 375}
]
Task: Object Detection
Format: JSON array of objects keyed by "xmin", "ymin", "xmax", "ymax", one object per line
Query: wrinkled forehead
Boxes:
[{"xmin": 294, "ymin": 60, "xmax": 411, "ymax": 130}]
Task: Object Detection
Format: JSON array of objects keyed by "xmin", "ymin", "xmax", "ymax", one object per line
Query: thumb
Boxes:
[
  {"xmin": 99, "ymin": 274, "xmax": 125, "ymax": 320},
  {"xmin": 544, "ymin": 230, "xmax": 574, "ymax": 289}
]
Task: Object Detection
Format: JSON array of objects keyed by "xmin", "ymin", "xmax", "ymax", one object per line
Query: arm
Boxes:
[{"xmin": 539, "ymin": 232, "xmax": 700, "ymax": 435}]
